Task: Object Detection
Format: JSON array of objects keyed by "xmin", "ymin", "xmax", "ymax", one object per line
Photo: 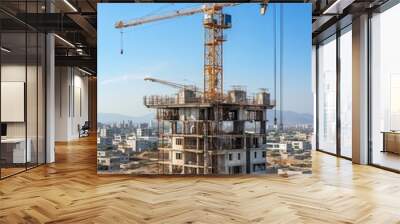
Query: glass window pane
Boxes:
[
  {"xmin": 371, "ymin": 4, "xmax": 400, "ymax": 171},
  {"xmin": 1, "ymin": 31, "xmax": 27, "ymax": 177},
  {"xmin": 340, "ymin": 28, "xmax": 352, "ymax": 158},
  {"xmin": 0, "ymin": 0, "xmax": 46, "ymax": 179},
  {"xmin": 27, "ymin": 31, "xmax": 38, "ymax": 169},
  {"xmin": 318, "ymin": 36, "xmax": 337, "ymax": 154}
]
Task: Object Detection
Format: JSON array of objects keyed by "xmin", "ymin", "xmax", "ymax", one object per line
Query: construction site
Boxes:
[
  {"xmin": 116, "ymin": 3, "xmax": 275, "ymax": 174},
  {"xmin": 144, "ymin": 85, "xmax": 274, "ymax": 174}
]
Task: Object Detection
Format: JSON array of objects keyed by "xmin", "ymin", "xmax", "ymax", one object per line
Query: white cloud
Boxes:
[
  {"xmin": 100, "ymin": 74, "xmax": 146, "ymax": 85},
  {"xmin": 99, "ymin": 62, "xmax": 172, "ymax": 86}
]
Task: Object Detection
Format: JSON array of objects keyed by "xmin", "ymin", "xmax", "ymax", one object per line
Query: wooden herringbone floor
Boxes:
[{"xmin": 1, "ymin": 136, "xmax": 400, "ymax": 224}]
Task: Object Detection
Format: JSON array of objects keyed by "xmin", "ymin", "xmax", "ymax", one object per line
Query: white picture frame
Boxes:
[{"xmin": 1, "ymin": 81, "xmax": 25, "ymax": 122}]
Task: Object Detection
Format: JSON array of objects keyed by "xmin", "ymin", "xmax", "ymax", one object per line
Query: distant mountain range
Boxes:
[
  {"xmin": 98, "ymin": 113, "xmax": 155, "ymax": 124},
  {"xmin": 266, "ymin": 110, "xmax": 313, "ymax": 125},
  {"xmin": 98, "ymin": 110, "xmax": 313, "ymax": 125}
]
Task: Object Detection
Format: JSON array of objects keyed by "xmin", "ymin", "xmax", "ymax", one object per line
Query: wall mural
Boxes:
[{"xmin": 97, "ymin": 3, "xmax": 312, "ymax": 175}]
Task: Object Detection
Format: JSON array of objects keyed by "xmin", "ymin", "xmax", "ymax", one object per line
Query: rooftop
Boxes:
[{"xmin": 144, "ymin": 88, "xmax": 276, "ymax": 109}]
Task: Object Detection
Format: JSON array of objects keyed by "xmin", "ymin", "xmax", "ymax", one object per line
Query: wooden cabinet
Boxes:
[{"xmin": 382, "ymin": 132, "xmax": 400, "ymax": 154}]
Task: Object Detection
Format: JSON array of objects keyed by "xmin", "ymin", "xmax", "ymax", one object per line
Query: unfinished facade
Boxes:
[{"xmin": 144, "ymin": 87, "xmax": 275, "ymax": 175}]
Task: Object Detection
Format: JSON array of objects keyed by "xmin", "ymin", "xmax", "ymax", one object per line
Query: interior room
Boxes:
[
  {"xmin": 0, "ymin": 0, "xmax": 400, "ymax": 223},
  {"xmin": 0, "ymin": 7, "xmax": 46, "ymax": 178},
  {"xmin": 0, "ymin": 0, "xmax": 96, "ymax": 179}
]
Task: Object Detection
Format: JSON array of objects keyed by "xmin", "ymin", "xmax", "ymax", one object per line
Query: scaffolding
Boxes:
[{"xmin": 145, "ymin": 88, "xmax": 275, "ymax": 175}]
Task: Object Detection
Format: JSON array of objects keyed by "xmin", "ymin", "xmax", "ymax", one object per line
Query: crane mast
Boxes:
[
  {"xmin": 115, "ymin": 3, "xmax": 238, "ymax": 102},
  {"xmin": 203, "ymin": 5, "xmax": 231, "ymax": 101}
]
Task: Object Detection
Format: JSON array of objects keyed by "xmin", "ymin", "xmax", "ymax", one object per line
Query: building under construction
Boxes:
[
  {"xmin": 144, "ymin": 86, "xmax": 275, "ymax": 175},
  {"xmin": 118, "ymin": 3, "xmax": 275, "ymax": 174}
]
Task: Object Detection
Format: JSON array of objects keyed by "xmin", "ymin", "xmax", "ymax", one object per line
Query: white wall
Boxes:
[
  {"xmin": 1, "ymin": 63, "xmax": 46, "ymax": 164},
  {"xmin": 1, "ymin": 65, "xmax": 26, "ymax": 135},
  {"xmin": 55, "ymin": 67, "xmax": 89, "ymax": 141},
  {"xmin": 1, "ymin": 65, "xmax": 40, "ymax": 137}
]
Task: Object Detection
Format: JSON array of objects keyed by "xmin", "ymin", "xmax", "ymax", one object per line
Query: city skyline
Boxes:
[{"xmin": 98, "ymin": 3, "xmax": 312, "ymax": 117}]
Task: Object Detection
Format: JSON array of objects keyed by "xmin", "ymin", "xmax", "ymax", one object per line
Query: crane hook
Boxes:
[{"xmin": 120, "ymin": 30, "xmax": 124, "ymax": 55}]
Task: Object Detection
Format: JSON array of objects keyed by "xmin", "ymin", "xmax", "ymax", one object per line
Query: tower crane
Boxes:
[{"xmin": 115, "ymin": 3, "xmax": 268, "ymax": 102}]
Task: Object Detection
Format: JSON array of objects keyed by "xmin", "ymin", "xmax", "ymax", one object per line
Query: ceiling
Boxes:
[
  {"xmin": 310, "ymin": 0, "xmax": 390, "ymax": 44},
  {"xmin": 1, "ymin": 0, "xmax": 394, "ymax": 75},
  {"xmin": 0, "ymin": 0, "xmax": 98, "ymax": 74}
]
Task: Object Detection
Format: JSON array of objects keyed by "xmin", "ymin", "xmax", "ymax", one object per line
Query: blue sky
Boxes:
[{"xmin": 98, "ymin": 3, "xmax": 312, "ymax": 116}]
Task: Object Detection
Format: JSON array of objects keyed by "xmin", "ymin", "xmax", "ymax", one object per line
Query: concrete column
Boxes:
[
  {"xmin": 352, "ymin": 14, "xmax": 369, "ymax": 164},
  {"xmin": 46, "ymin": 32, "xmax": 55, "ymax": 163},
  {"xmin": 196, "ymin": 154, "xmax": 199, "ymax": 174},
  {"xmin": 182, "ymin": 151, "xmax": 185, "ymax": 175},
  {"xmin": 54, "ymin": 67, "xmax": 72, "ymax": 141},
  {"xmin": 196, "ymin": 137, "xmax": 199, "ymax": 174},
  {"xmin": 88, "ymin": 77, "xmax": 97, "ymax": 132},
  {"xmin": 169, "ymin": 151, "xmax": 173, "ymax": 173}
]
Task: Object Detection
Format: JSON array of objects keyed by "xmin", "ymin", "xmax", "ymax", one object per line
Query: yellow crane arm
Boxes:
[{"xmin": 115, "ymin": 3, "xmax": 238, "ymax": 29}]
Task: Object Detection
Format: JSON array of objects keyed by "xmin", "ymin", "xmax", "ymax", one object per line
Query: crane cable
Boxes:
[
  {"xmin": 144, "ymin": 3, "xmax": 175, "ymax": 17},
  {"xmin": 120, "ymin": 30, "xmax": 124, "ymax": 54},
  {"xmin": 279, "ymin": 4, "xmax": 284, "ymax": 131},
  {"xmin": 120, "ymin": 4, "xmax": 175, "ymax": 55},
  {"xmin": 273, "ymin": 5, "xmax": 277, "ymax": 129}
]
